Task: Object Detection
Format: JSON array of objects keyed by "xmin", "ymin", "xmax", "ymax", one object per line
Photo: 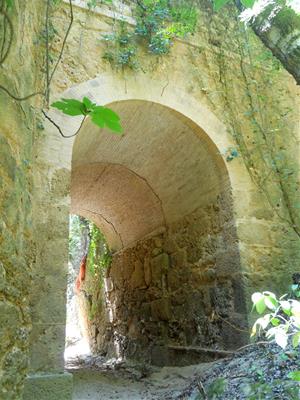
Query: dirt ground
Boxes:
[
  {"xmin": 68, "ymin": 343, "xmax": 300, "ymax": 400},
  {"xmin": 69, "ymin": 357, "xmax": 208, "ymax": 400}
]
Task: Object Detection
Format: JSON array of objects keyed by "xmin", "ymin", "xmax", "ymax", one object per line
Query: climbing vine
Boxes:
[
  {"xmin": 197, "ymin": 4, "xmax": 300, "ymax": 241},
  {"xmin": 103, "ymin": 0, "xmax": 198, "ymax": 69},
  {"xmin": 86, "ymin": 220, "xmax": 112, "ymax": 281},
  {"xmin": 85, "ymin": 220, "xmax": 112, "ymax": 321},
  {"xmin": 0, "ymin": 0, "xmax": 122, "ymax": 137}
]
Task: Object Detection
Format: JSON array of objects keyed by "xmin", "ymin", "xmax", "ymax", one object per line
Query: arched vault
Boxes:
[{"xmin": 71, "ymin": 100, "xmax": 230, "ymax": 250}]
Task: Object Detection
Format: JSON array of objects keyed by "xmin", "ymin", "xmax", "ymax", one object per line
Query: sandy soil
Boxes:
[{"xmin": 70, "ymin": 361, "xmax": 208, "ymax": 400}]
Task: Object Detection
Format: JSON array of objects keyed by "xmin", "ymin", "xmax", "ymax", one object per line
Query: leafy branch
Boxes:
[
  {"xmin": 251, "ymin": 287, "xmax": 300, "ymax": 349},
  {"xmin": 50, "ymin": 97, "xmax": 122, "ymax": 135}
]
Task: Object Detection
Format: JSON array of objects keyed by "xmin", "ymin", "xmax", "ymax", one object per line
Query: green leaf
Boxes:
[
  {"xmin": 5, "ymin": 0, "xmax": 13, "ymax": 8},
  {"xmin": 271, "ymin": 317, "xmax": 280, "ymax": 327},
  {"xmin": 288, "ymin": 371, "xmax": 300, "ymax": 382},
  {"xmin": 292, "ymin": 332, "xmax": 300, "ymax": 348},
  {"xmin": 82, "ymin": 97, "xmax": 95, "ymax": 112},
  {"xmin": 280, "ymin": 300, "xmax": 291, "ymax": 316},
  {"xmin": 51, "ymin": 98, "xmax": 85, "ymax": 116},
  {"xmin": 252, "ymin": 292, "xmax": 266, "ymax": 314},
  {"xmin": 241, "ymin": 0, "xmax": 255, "ymax": 8},
  {"xmin": 213, "ymin": 0, "xmax": 231, "ymax": 12},
  {"xmin": 264, "ymin": 293, "xmax": 278, "ymax": 310},
  {"xmin": 91, "ymin": 106, "xmax": 122, "ymax": 134}
]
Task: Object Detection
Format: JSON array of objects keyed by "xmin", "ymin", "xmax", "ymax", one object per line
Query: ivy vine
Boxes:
[{"xmin": 103, "ymin": 0, "xmax": 198, "ymax": 69}]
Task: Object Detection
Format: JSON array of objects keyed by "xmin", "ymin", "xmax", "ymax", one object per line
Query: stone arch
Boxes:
[
  {"xmin": 59, "ymin": 82, "xmax": 249, "ymax": 363},
  {"xmin": 31, "ymin": 73, "xmax": 251, "ymax": 373},
  {"xmin": 70, "ymin": 99, "xmax": 232, "ymax": 252}
]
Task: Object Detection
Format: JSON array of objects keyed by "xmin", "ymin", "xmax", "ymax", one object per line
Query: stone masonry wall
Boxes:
[
  {"xmin": 0, "ymin": 1, "xmax": 45, "ymax": 398},
  {"xmin": 49, "ymin": 0, "xmax": 300, "ymax": 304},
  {"xmin": 86, "ymin": 190, "xmax": 248, "ymax": 365}
]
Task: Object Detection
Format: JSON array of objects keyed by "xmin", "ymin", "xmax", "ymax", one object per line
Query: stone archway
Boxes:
[
  {"xmin": 70, "ymin": 99, "xmax": 247, "ymax": 365},
  {"xmin": 25, "ymin": 74, "xmax": 252, "ymax": 397}
]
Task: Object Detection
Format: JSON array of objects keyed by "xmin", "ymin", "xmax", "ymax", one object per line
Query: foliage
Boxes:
[
  {"xmin": 196, "ymin": 378, "xmax": 227, "ymax": 399},
  {"xmin": 87, "ymin": 0, "xmax": 112, "ymax": 9},
  {"xmin": 212, "ymin": 0, "xmax": 255, "ymax": 12},
  {"xmin": 4, "ymin": 0, "xmax": 13, "ymax": 8},
  {"xmin": 51, "ymin": 97, "xmax": 122, "ymax": 133},
  {"xmin": 103, "ymin": 0, "xmax": 198, "ymax": 68},
  {"xmin": 69, "ymin": 215, "xmax": 89, "ymax": 262},
  {"xmin": 135, "ymin": 0, "xmax": 197, "ymax": 54},
  {"xmin": 86, "ymin": 221, "xmax": 111, "ymax": 321},
  {"xmin": 224, "ymin": 147, "xmax": 239, "ymax": 162},
  {"xmin": 103, "ymin": 22, "xmax": 139, "ymax": 69},
  {"xmin": 251, "ymin": 286, "xmax": 300, "ymax": 349},
  {"xmin": 288, "ymin": 370, "xmax": 300, "ymax": 382},
  {"xmin": 205, "ymin": 378, "xmax": 227, "ymax": 399},
  {"xmin": 86, "ymin": 220, "xmax": 112, "ymax": 279}
]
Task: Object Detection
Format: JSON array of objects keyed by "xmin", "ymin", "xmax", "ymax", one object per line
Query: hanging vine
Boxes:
[
  {"xmin": 0, "ymin": 0, "xmax": 73, "ymax": 104},
  {"xmin": 202, "ymin": 5, "xmax": 300, "ymax": 239},
  {"xmin": 103, "ymin": 0, "xmax": 198, "ymax": 69}
]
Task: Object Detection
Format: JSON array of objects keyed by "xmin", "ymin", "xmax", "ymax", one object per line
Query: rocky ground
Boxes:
[
  {"xmin": 180, "ymin": 343, "xmax": 300, "ymax": 399},
  {"xmin": 67, "ymin": 343, "xmax": 299, "ymax": 400},
  {"xmin": 68, "ymin": 356, "xmax": 209, "ymax": 399}
]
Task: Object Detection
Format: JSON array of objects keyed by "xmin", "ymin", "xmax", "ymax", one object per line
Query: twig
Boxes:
[
  {"xmin": 214, "ymin": 311, "xmax": 250, "ymax": 334},
  {"xmin": 0, "ymin": 0, "xmax": 73, "ymax": 104},
  {"xmin": 0, "ymin": 8, "xmax": 13, "ymax": 65},
  {"xmin": 49, "ymin": 0, "xmax": 73, "ymax": 85},
  {"xmin": 235, "ymin": 341, "xmax": 272, "ymax": 352},
  {"xmin": 45, "ymin": 0, "xmax": 51, "ymax": 105},
  {"xmin": 42, "ymin": 109, "xmax": 86, "ymax": 138},
  {"xmin": 0, "ymin": 85, "xmax": 44, "ymax": 101},
  {"xmin": 196, "ymin": 379, "xmax": 208, "ymax": 400}
]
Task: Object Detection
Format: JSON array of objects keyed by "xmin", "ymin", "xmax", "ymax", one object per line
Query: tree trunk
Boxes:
[{"xmin": 248, "ymin": 2, "xmax": 300, "ymax": 85}]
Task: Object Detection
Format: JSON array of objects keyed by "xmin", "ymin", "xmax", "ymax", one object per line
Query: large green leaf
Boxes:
[
  {"xmin": 91, "ymin": 106, "xmax": 122, "ymax": 134},
  {"xmin": 51, "ymin": 98, "xmax": 85, "ymax": 116},
  {"xmin": 241, "ymin": 0, "xmax": 255, "ymax": 8},
  {"xmin": 213, "ymin": 0, "xmax": 231, "ymax": 11},
  {"xmin": 82, "ymin": 96, "xmax": 95, "ymax": 112},
  {"xmin": 51, "ymin": 97, "xmax": 122, "ymax": 134}
]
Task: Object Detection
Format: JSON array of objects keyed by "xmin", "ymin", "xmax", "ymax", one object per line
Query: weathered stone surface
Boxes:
[
  {"xmin": 150, "ymin": 253, "xmax": 169, "ymax": 286},
  {"xmin": 1, "ymin": 1, "xmax": 299, "ymax": 397},
  {"xmin": 144, "ymin": 257, "xmax": 152, "ymax": 286},
  {"xmin": 0, "ymin": 262, "xmax": 6, "ymax": 291},
  {"xmin": 130, "ymin": 260, "xmax": 146, "ymax": 289},
  {"xmin": 151, "ymin": 298, "xmax": 171, "ymax": 321},
  {"xmin": 23, "ymin": 372, "xmax": 73, "ymax": 400}
]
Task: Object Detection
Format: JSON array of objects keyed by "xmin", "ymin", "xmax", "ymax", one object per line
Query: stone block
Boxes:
[
  {"xmin": 144, "ymin": 257, "xmax": 152, "ymax": 286},
  {"xmin": 151, "ymin": 253, "xmax": 169, "ymax": 286},
  {"xmin": 163, "ymin": 236, "xmax": 178, "ymax": 254},
  {"xmin": 170, "ymin": 248, "xmax": 187, "ymax": 267},
  {"xmin": 0, "ymin": 302, "xmax": 21, "ymax": 348},
  {"xmin": 23, "ymin": 372, "xmax": 73, "ymax": 400},
  {"xmin": 150, "ymin": 345, "xmax": 170, "ymax": 366},
  {"xmin": 151, "ymin": 298, "xmax": 171, "ymax": 321},
  {"xmin": 130, "ymin": 260, "xmax": 146, "ymax": 289}
]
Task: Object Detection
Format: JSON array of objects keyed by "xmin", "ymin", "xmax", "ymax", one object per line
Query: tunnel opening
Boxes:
[
  {"xmin": 65, "ymin": 215, "xmax": 112, "ymax": 365},
  {"xmin": 67, "ymin": 99, "xmax": 248, "ymax": 367}
]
